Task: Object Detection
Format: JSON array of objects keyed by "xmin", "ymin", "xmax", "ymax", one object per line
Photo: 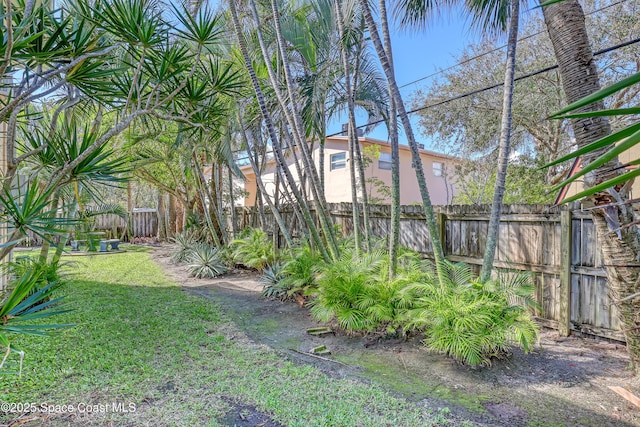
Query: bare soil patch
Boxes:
[{"xmin": 151, "ymin": 246, "xmax": 640, "ymax": 426}]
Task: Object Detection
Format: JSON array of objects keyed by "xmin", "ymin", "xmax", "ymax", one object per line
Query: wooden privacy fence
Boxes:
[
  {"xmin": 234, "ymin": 203, "xmax": 623, "ymax": 342},
  {"xmin": 22, "ymin": 208, "xmax": 158, "ymax": 245},
  {"xmin": 93, "ymin": 208, "xmax": 158, "ymax": 239}
]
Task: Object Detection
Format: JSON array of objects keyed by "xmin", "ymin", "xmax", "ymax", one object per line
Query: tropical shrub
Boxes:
[
  {"xmin": 230, "ymin": 228, "xmax": 274, "ymax": 272},
  {"xmin": 279, "ymin": 243, "xmax": 322, "ymax": 297},
  {"xmin": 5, "ymin": 256, "xmax": 62, "ymax": 287},
  {"xmin": 401, "ymin": 261, "xmax": 538, "ymax": 366},
  {"xmin": 309, "ymin": 249, "xmax": 402, "ymax": 333},
  {"xmin": 2, "ymin": 257, "xmax": 69, "ymax": 310},
  {"xmin": 259, "ymin": 262, "xmax": 288, "ymax": 300},
  {"xmin": 186, "ymin": 243, "xmax": 227, "ymax": 279}
]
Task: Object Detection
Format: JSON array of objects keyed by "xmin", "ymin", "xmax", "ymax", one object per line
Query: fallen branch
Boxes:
[
  {"xmin": 287, "ymin": 348, "xmax": 350, "ymax": 367},
  {"xmin": 608, "ymin": 386, "xmax": 640, "ymax": 409}
]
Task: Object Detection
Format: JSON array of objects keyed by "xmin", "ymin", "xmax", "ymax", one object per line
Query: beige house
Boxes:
[{"xmin": 240, "ymin": 136, "xmax": 457, "ymax": 207}]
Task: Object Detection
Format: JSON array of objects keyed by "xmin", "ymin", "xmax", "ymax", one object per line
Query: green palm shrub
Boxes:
[
  {"xmin": 401, "ymin": 261, "xmax": 538, "ymax": 366},
  {"xmin": 309, "ymin": 249, "xmax": 401, "ymax": 332},
  {"xmin": 186, "ymin": 243, "xmax": 227, "ymax": 279},
  {"xmin": 259, "ymin": 262, "xmax": 288, "ymax": 300},
  {"xmin": 279, "ymin": 243, "xmax": 322, "ymax": 297},
  {"xmin": 230, "ymin": 228, "xmax": 274, "ymax": 272}
]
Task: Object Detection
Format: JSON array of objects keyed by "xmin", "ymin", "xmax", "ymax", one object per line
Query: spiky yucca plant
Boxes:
[
  {"xmin": 230, "ymin": 228, "xmax": 274, "ymax": 272},
  {"xmin": 1, "ymin": 268, "xmax": 72, "ymax": 375},
  {"xmin": 259, "ymin": 262, "xmax": 288, "ymax": 300},
  {"xmin": 401, "ymin": 261, "xmax": 538, "ymax": 366},
  {"xmin": 186, "ymin": 243, "xmax": 227, "ymax": 279},
  {"xmin": 170, "ymin": 231, "xmax": 198, "ymax": 263}
]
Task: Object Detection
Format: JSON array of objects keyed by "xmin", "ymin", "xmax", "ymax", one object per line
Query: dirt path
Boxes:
[{"xmin": 151, "ymin": 246, "xmax": 640, "ymax": 427}]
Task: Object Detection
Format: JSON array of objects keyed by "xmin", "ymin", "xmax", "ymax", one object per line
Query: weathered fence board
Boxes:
[
  {"xmin": 233, "ymin": 203, "xmax": 623, "ymax": 342},
  {"xmin": 22, "ymin": 209, "xmax": 158, "ymax": 246}
]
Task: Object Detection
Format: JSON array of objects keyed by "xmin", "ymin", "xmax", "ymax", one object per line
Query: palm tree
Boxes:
[
  {"xmin": 394, "ymin": 0, "xmax": 522, "ymax": 283},
  {"xmin": 377, "ymin": 0, "xmax": 401, "ymax": 277},
  {"xmin": 333, "ymin": 0, "xmax": 364, "ymax": 252},
  {"xmin": 357, "ymin": 0, "xmax": 447, "ymax": 282},
  {"xmin": 227, "ymin": 0, "xmax": 332, "ymax": 261},
  {"xmin": 479, "ymin": 1, "xmax": 520, "ymax": 282},
  {"xmin": 541, "ymin": 0, "xmax": 640, "ymax": 372}
]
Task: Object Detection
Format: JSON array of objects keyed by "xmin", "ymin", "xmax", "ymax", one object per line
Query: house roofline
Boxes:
[
  {"xmin": 554, "ymin": 157, "xmax": 582, "ymax": 205},
  {"xmin": 239, "ymin": 136, "xmax": 454, "ymax": 173}
]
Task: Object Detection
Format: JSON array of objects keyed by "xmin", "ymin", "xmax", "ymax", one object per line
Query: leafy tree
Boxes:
[
  {"xmin": 0, "ymin": 0, "xmax": 240, "ymax": 368},
  {"xmin": 411, "ymin": 0, "xmax": 639, "ymax": 185},
  {"xmin": 453, "ymin": 155, "xmax": 554, "ymax": 205}
]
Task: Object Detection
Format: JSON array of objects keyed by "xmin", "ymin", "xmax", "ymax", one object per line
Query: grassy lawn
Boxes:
[{"xmin": 2, "ymin": 247, "xmax": 463, "ymax": 426}]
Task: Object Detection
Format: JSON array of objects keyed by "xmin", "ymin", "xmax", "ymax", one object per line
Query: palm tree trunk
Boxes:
[
  {"xmin": 479, "ymin": 0, "xmax": 520, "ymax": 283},
  {"xmin": 237, "ymin": 113, "xmax": 294, "ymax": 246},
  {"xmin": 266, "ymin": 0, "xmax": 340, "ymax": 258},
  {"xmin": 351, "ymin": 16, "xmax": 372, "ymax": 251},
  {"xmin": 247, "ymin": 0, "xmax": 338, "ymax": 258},
  {"xmin": 378, "ymin": 0, "xmax": 400, "ymax": 277},
  {"xmin": 228, "ymin": 166, "xmax": 237, "ymax": 240},
  {"xmin": 157, "ymin": 191, "xmax": 167, "ymax": 240},
  {"xmin": 543, "ymin": 0, "xmax": 640, "ymax": 371},
  {"xmin": 193, "ymin": 156, "xmax": 222, "ymax": 247},
  {"xmin": 39, "ymin": 192, "xmax": 61, "ymax": 262},
  {"xmin": 333, "ymin": 0, "xmax": 362, "ymax": 253},
  {"xmin": 228, "ymin": 0, "xmax": 330, "ymax": 261},
  {"xmin": 358, "ymin": 0, "xmax": 445, "ymax": 277},
  {"xmin": 168, "ymin": 194, "xmax": 178, "ymax": 236}
]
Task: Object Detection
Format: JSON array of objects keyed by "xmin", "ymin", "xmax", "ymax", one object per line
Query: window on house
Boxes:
[
  {"xmin": 378, "ymin": 152, "xmax": 392, "ymax": 170},
  {"xmin": 433, "ymin": 161, "xmax": 444, "ymax": 177},
  {"xmin": 330, "ymin": 152, "xmax": 346, "ymax": 170}
]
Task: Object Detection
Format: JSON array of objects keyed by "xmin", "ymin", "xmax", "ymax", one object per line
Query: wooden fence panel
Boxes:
[{"xmin": 235, "ymin": 203, "xmax": 621, "ymax": 342}]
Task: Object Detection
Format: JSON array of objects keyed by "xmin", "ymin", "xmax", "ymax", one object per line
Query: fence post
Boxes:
[
  {"xmin": 436, "ymin": 212, "xmax": 447, "ymax": 256},
  {"xmin": 559, "ymin": 209, "xmax": 572, "ymax": 337}
]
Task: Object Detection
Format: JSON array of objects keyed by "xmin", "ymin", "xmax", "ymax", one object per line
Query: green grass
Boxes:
[{"xmin": 2, "ymin": 248, "xmax": 462, "ymax": 426}]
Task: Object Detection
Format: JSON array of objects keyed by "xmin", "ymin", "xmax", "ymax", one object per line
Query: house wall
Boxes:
[
  {"xmin": 559, "ymin": 144, "xmax": 640, "ymax": 203},
  {"xmin": 241, "ymin": 136, "xmax": 457, "ymax": 206}
]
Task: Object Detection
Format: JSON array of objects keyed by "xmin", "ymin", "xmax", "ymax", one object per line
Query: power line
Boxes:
[
  {"xmin": 232, "ymin": 33, "xmax": 640, "ymax": 161},
  {"xmin": 397, "ymin": 0, "xmax": 631, "ymax": 90},
  {"xmin": 324, "ymin": 36, "xmax": 640, "ymax": 138}
]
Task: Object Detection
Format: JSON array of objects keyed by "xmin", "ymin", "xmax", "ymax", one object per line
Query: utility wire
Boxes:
[
  {"xmin": 324, "ymin": 36, "xmax": 640, "ymax": 138},
  {"xmin": 232, "ymin": 30, "xmax": 640, "ymax": 160},
  {"xmin": 397, "ymin": 0, "xmax": 631, "ymax": 90}
]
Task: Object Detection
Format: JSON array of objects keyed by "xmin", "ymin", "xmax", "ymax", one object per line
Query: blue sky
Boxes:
[
  {"xmin": 326, "ymin": 16, "xmax": 482, "ymax": 148},
  {"xmin": 209, "ymin": 0, "xmax": 486, "ymax": 151}
]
